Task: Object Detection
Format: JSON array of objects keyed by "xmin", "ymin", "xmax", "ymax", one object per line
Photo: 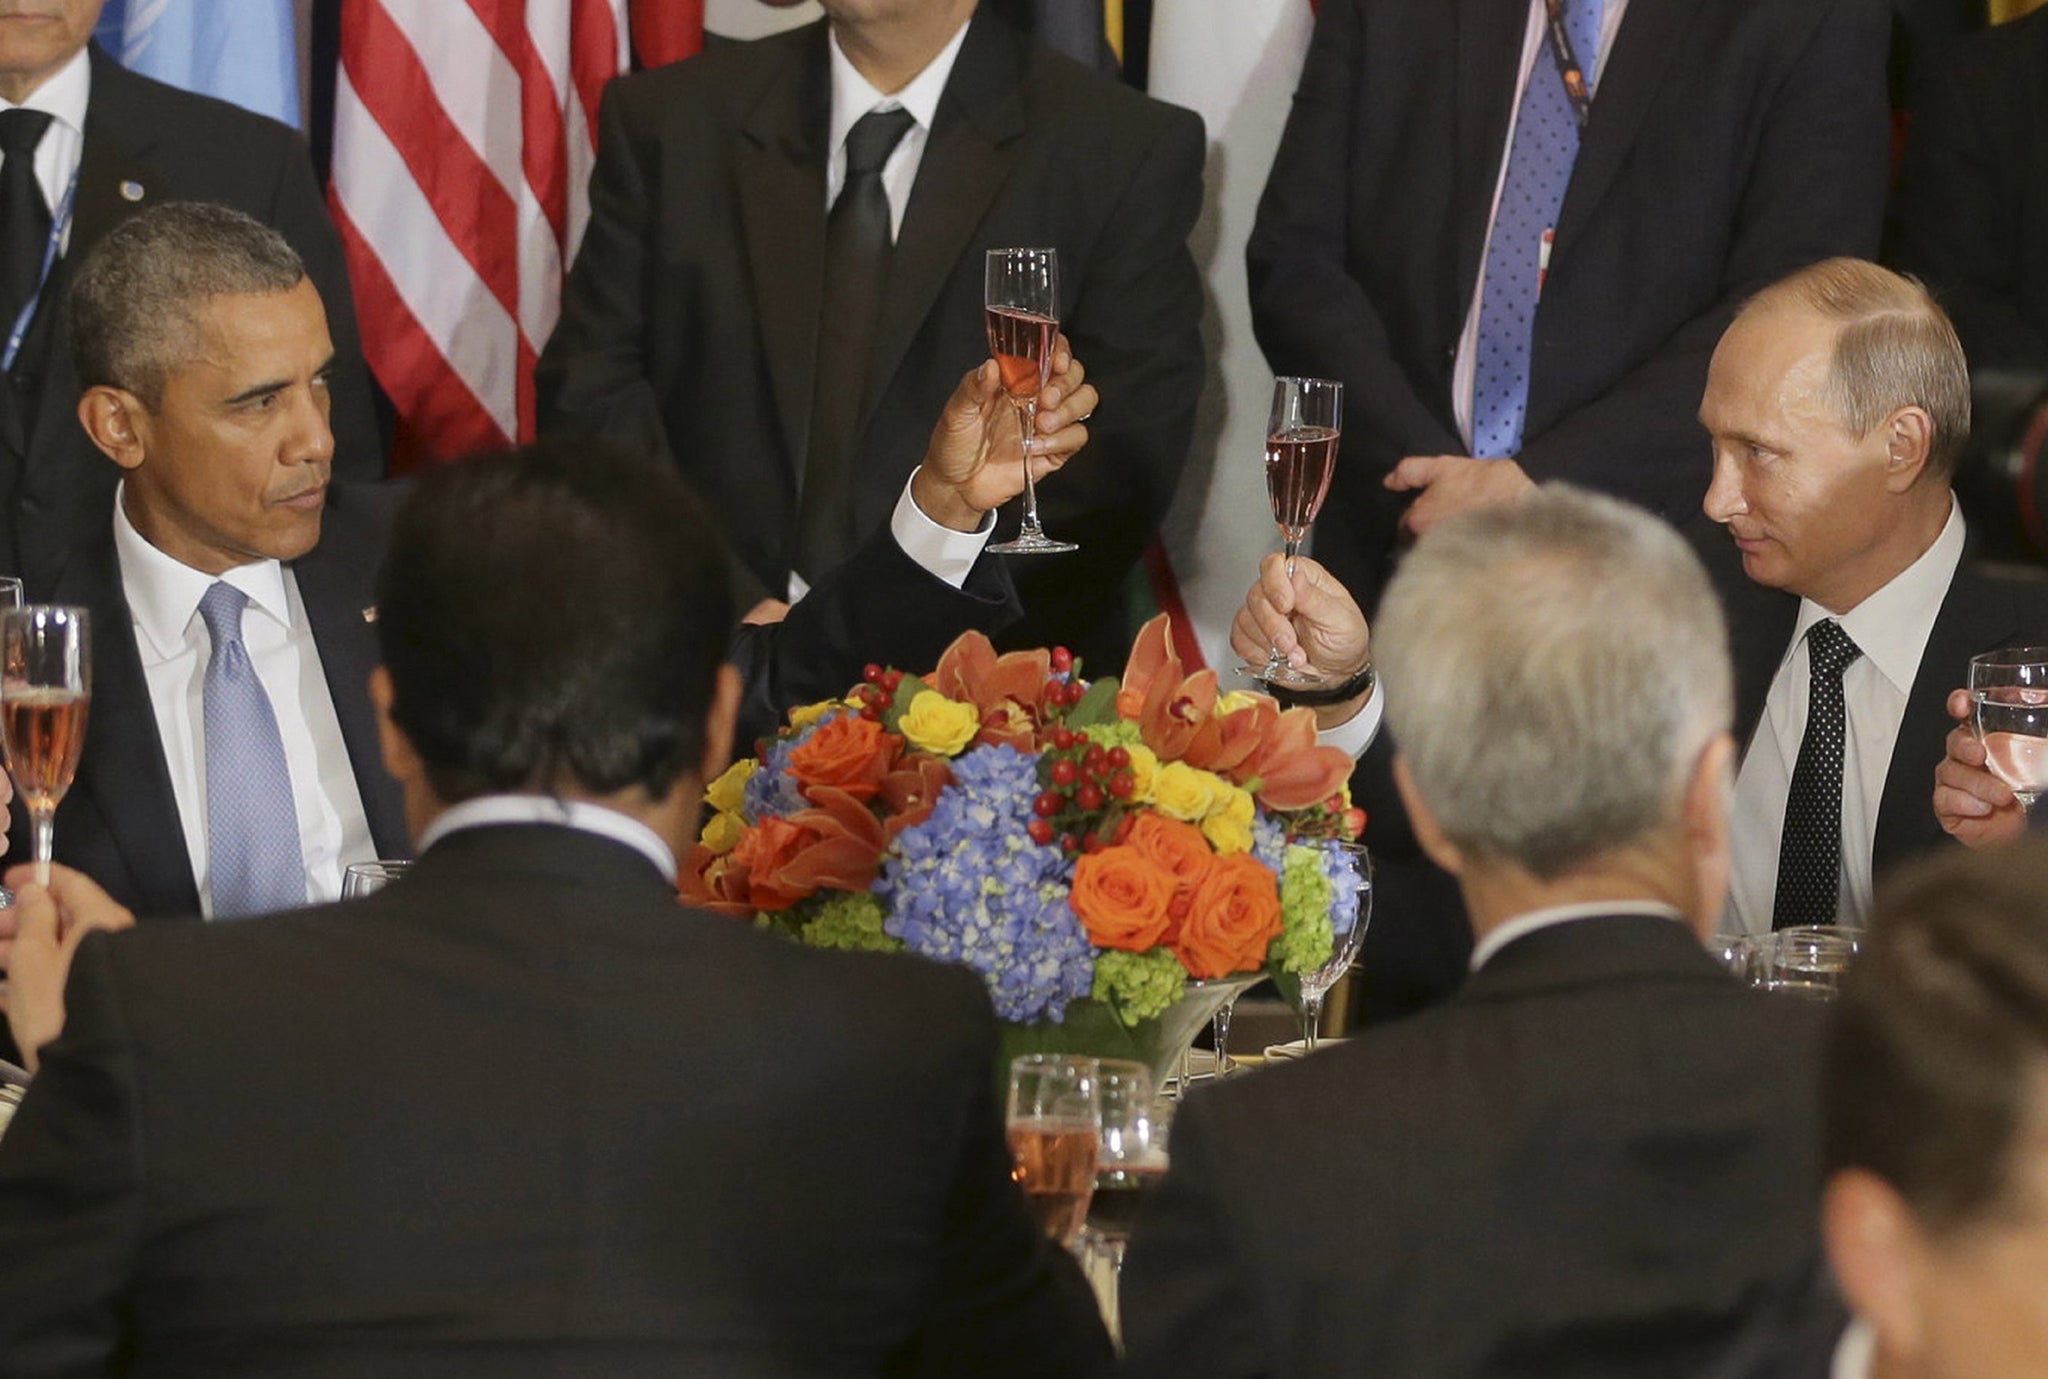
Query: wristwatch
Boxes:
[{"xmin": 1264, "ymin": 661, "xmax": 1375, "ymax": 709}]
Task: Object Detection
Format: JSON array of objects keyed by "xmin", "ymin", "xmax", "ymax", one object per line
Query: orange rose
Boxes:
[
  {"xmin": 787, "ymin": 713, "xmax": 897, "ymax": 801},
  {"xmin": 1127, "ymin": 813, "xmax": 1215, "ymax": 894},
  {"xmin": 1173, "ymin": 852, "xmax": 1284, "ymax": 978},
  {"xmin": 1070, "ymin": 847, "xmax": 1178, "ymax": 951},
  {"xmin": 730, "ymin": 816, "xmax": 818, "ymax": 911}
]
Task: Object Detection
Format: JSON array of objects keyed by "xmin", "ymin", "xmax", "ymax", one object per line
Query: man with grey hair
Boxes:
[{"xmin": 1122, "ymin": 487, "xmax": 1826, "ymax": 1379}]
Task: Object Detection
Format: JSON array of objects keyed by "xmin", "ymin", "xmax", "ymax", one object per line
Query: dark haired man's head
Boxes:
[
  {"xmin": 372, "ymin": 441, "xmax": 739, "ymax": 844},
  {"xmin": 1821, "ymin": 839, "xmax": 2048, "ymax": 1379}
]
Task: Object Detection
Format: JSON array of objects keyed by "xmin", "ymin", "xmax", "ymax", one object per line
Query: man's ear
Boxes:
[
  {"xmin": 368, "ymin": 666, "xmax": 422, "ymax": 787},
  {"xmin": 1825, "ymin": 1169, "xmax": 1930, "ymax": 1364},
  {"xmin": 1393, "ymin": 754, "xmax": 1464, "ymax": 877},
  {"xmin": 1881, "ymin": 404, "xmax": 1934, "ymax": 492},
  {"xmin": 76, "ymin": 386, "xmax": 150, "ymax": 473},
  {"xmin": 1679, "ymin": 731, "xmax": 1736, "ymax": 934},
  {"xmin": 699, "ymin": 664, "xmax": 742, "ymax": 793}
]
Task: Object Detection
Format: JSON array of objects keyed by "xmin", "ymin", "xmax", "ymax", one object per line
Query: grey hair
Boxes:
[
  {"xmin": 1738, "ymin": 257, "xmax": 1972, "ymax": 479},
  {"xmin": 1374, "ymin": 486, "xmax": 1733, "ymax": 878},
  {"xmin": 67, "ymin": 201, "xmax": 307, "ymax": 406}
]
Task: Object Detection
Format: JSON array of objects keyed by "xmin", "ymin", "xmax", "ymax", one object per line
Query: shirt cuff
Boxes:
[
  {"xmin": 892, "ymin": 470, "xmax": 994, "ymax": 589},
  {"xmin": 1315, "ymin": 677, "xmax": 1386, "ymax": 761}
]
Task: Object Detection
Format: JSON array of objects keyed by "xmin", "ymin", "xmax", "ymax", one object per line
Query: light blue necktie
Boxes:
[
  {"xmin": 1470, "ymin": 0, "xmax": 1604, "ymax": 459},
  {"xmin": 199, "ymin": 582, "xmax": 306, "ymax": 918}
]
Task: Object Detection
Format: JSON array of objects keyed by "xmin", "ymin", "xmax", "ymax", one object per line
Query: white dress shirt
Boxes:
[
  {"xmin": 0, "ymin": 44, "xmax": 88, "ymax": 252},
  {"xmin": 1726, "ymin": 499, "xmax": 1966, "ymax": 937},
  {"xmin": 417, "ymin": 795, "xmax": 676, "ymax": 882},
  {"xmin": 113, "ymin": 493, "xmax": 376, "ymax": 917},
  {"xmin": 1452, "ymin": 0, "xmax": 1632, "ymax": 451},
  {"xmin": 825, "ymin": 18, "xmax": 971, "ymax": 239},
  {"xmin": 1469, "ymin": 900, "xmax": 1684, "ymax": 971},
  {"xmin": 1832, "ymin": 1318, "xmax": 1876, "ymax": 1379}
]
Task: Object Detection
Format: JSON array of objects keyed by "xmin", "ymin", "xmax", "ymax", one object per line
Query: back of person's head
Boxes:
[
  {"xmin": 1822, "ymin": 839, "xmax": 2048, "ymax": 1376},
  {"xmin": 1736, "ymin": 257, "xmax": 1971, "ymax": 480},
  {"xmin": 68, "ymin": 201, "xmax": 307, "ymax": 407},
  {"xmin": 1372, "ymin": 485, "xmax": 1731, "ymax": 877},
  {"xmin": 377, "ymin": 440, "xmax": 734, "ymax": 804}
]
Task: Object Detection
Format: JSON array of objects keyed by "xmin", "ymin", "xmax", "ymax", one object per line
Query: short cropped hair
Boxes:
[
  {"xmin": 377, "ymin": 440, "xmax": 735, "ymax": 803},
  {"xmin": 1825, "ymin": 841, "xmax": 2048, "ymax": 1235},
  {"xmin": 1739, "ymin": 257, "xmax": 1972, "ymax": 479},
  {"xmin": 1373, "ymin": 486, "xmax": 1732, "ymax": 877},
  {"xmin": 67, "ymin": 201, "xmax": 306, "ymax": 406}
]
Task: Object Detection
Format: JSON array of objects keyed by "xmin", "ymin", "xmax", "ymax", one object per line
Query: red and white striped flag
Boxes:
[{"xmin": 330, "ymin": 1, "xmax": 677, "ymax": 467}]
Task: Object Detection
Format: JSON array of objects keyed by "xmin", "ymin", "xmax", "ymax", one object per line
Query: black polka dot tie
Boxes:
[{"xmin": 1773, "ymin": 619, "xmax": 1862, "ymax": 930}]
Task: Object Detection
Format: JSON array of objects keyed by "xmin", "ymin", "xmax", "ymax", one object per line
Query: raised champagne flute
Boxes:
[
  {"xmin": 1970, "ymin": 647, "xmax": 2048, "ymax": 812},
  {"xmin": 1296, "ymin": 843, "xmax": 1373, "ymax": 1052},
  {"xmin": 1, "ymin": 606, "xmax": 90, "ymax": 888},
  {"xmin": 1240, "ymin": 376, "xmax": 1344, "ymax": 686},
  {"xmin": 984, "ymin": 247, "xmax": 1077, "ymax": 555},
  {"xmin": 1006, "ymin": 1053, "xmax": 1100, "ymax": 1248}
]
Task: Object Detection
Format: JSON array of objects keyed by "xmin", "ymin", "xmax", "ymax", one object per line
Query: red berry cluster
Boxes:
[
  {"xmin": 851, "ymin": 663, "xmax": 905, "ymax": 720},
  {"xmin": 1038, "ymin": 646, "xmax": 1087, "ymax": 714},
  {"xmin": 1027, "ymin": 728, "xmax": 1139, "ymax": 853}
]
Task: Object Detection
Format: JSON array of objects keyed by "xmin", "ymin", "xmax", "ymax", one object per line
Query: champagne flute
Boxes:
[
  {"xmin": 1240, "ymin": 376, "xmax": 1344, "ymax": 686},
  {"xmin": 1969, "ymin": 647, "xmax": 2048, "ymax": 811},
  {"xmin": 1297, "ymin": 842, "xmax": 1372, "ymax": 1051},
  {"xmin": 1006, "ymin": 1053, "xmax": 1100, "ymax": 1248},
  {"xmin": 0, "ymin": 579, "xmax": 21, "ymax": 911},
  {"xmin": 0, "ymin": 606, "xmax": 90, "ymax": 888},
  {"xmin": 984, "ymin": 248, "xmax": 1077, "ymax": 555}
]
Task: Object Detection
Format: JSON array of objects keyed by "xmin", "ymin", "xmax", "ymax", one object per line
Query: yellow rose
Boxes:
[
  {"xmin": 705, "ymin": 758, "xmax": 755, "ymax": 815},
  {"xmin": 701, "ymin": 810, "xmax": 746, "ymax": 855},
  {"xmin": 1201, "ymin": 811, "xmax": 1254, "ymax": 855},
  {"xmin": 1153, "ymin": 761, "xmax": 1221, "ymax": 822},
  {"xmin": 898, "ymin": 690, "xmax": 980, "ymax": 757},
  {"xmin": 1216, "ymin": 690, "xmax": 1265, "ymax": 717},
  {"xmin": 1125, "ymin": 744, "xmax": 1159, "ymax": 803},
  {"xmin": 788, "ymin": 699, "xmax": 846, "ymax": 732}
]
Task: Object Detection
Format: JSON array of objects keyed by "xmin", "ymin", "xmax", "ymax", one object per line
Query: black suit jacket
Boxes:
[
  {"xmin": 0, "ymin": 823, "xmax": 1113, "ymax": 1377},
  {"xmin": 1122, "ymin": 914, "xmax": 1826, "ymax": 1379},
  {"xmin": 1894, "ymin": 5, "xmax": 2048, "ymax": 376},
  {"xmin": 534, "ymin": 10, "xmax": 1206, "ymax": 668},
  {"xmin": 1247, "ymin": 0, "xmax": 1891, "ymax": 604},
  {"xmin": 21, "ymin": 483, "xmax": 410, "ymax": 921},
  {"xmin": 0, "ymin": 46, "xmax": 381, "ymax": 590}
]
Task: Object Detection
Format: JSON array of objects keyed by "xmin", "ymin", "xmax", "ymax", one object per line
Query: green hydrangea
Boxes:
[
  {"xmin": 1081, "ymin": 720, "xmax": 1145, "ymax": 752},
  {"xmin": 800, "ymin": 891, "xmax": 904, "ymax": 954},
  {"xmin": 1271, "ymin": 844, "xmax": 1336, "ymax": 974},
  {"xmin": 1091, "ymin": 948, "xmax": 1188, "ymax": 1026}
]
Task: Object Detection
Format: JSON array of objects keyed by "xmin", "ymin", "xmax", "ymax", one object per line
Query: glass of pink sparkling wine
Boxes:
[
  {"xmin": 1970, "ymin": 647, "xmax": 2048, "ymax": 811},
  {"xmin": 1240, "ymin": 376, "xmax": 1343, "ymax": 687}
]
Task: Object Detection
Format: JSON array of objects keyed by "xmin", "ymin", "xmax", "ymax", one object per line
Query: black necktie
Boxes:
[
  {"xmin": 795, "ymin": 106, "xmax": 915, "ymax": 585},
  {"xmin": 0, "ymin": 109, "xmax": 55, "ymax": 358},
  {"xmin": 1773, "ymin": 619, "xmax": 1863, "ymax": 930}
]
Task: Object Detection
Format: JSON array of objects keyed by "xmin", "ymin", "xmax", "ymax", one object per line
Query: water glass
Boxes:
[{"xmin": 341, "ymin": 860, "xmax": 412, "ymax": 899}]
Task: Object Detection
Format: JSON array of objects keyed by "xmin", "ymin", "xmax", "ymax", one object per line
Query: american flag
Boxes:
[{"xmin": 328, "ymin": 0, "xmax": 701, "ymax": 466}]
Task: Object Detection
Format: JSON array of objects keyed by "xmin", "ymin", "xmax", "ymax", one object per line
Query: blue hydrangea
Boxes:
[
  {"xmin": 1325, "ymin": 843, "xmax": 1368, "ymax": 938},
  {"xmin": 743, "ymin": 716, "xmax": 831, "ymax": 823},
  {"xmin": 876, "ymin": 743, "xmax": 1094, "ymax": 1022},
  {"xmin": 1252, "ymin": 811, "xmax": 1288, "ymax": 875}
]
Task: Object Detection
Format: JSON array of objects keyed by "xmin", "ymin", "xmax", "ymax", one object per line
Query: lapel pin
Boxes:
[
  {"xmin": 361, "ymin": 606, "xmax": 378, "ymax": 624},
  {"xmin": 119, "ymin": 180, "xmax": 145, "ymax": 202}
]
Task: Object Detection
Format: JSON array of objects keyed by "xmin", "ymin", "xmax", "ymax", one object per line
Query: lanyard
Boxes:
[
  {"xmin": 1541, "ymin": 0, "xmax": 1597, "ymax": 130},
  {"xmin": 3, "ymin": 166, "xmax": 80, "ymax": 375}
]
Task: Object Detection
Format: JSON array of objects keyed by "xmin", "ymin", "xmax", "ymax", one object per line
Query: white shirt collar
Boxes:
[
  {"xmin": 0, "ymin": 44, "xmax": 89, "ymax": 133},
  {"xmin": 1792, "ymin": 497, "xmax": 1966, "ymax": 698},
  {"xmin": 112, "ymin": 484, "xmax": 294, "ymax": 662},
  {"xmin": 417, "ymin": 794, "xmax": 678, "ymax": 883},
  {"xmin": 1831, "ymin": 1317, "xmax": 1876, "ymax": 1379},
  {"xmin": 1469, "ymin": 900, "xmax": 1686, "ymax": 971},
  {"xmin": 827, "ymin": 16, "xmax": 969, "ymax": 156}
]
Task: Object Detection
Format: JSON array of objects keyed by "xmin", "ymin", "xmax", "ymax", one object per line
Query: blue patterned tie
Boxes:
[
  {"xmin": 199, "ymin": 582, "xmax": 306, "ymax": 918},
  {"xmin": 1471, "ymin": 0, "xmax": 1604, "ymax": 459}
]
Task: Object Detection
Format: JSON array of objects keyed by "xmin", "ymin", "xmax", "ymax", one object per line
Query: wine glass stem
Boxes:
[
  {"xmin": 1302, "ymin": 991, "xmax": 1325, "ymax": 1052},
  {"xmin": 1016, "ymin": 398, "xmax": 1044, "ymax": 534},
  {"xmin": 1266, "ymin": 535, "xmax": 1306, "ymax": 670},
  {"xmin": 30, "ymin": 807, "xmax": 53, "ymax": 887},
  {"xmin": 1212, "ymin": 999, "xmax": 1234, "ymax": 1077}
]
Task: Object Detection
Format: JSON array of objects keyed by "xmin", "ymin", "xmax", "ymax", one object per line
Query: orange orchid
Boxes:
[
  {"xmin": 1236, "ymin": 705, "xmax": 1356, "ymax": 810},
  {"xmin": 1119, "ymin": 614, "xmax": 1220, "ymax": 760},
  {"xmin": 880, "ymin": 754, "xmax": 954, "ymax": 835},
  {"xmin": 929, "ymin": 630, "xmax": 1060, "ymax": 750}
]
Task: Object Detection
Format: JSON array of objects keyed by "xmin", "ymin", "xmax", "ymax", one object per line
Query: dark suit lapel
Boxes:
[
  {"xmin": 865, "ymin": 11, "xmax": 1027, "ymax": 412},
  {"xmin": 291, "ymin": 498, "xmax": 408, "ymax": 860},
  {"xmin": 735, "ymin": 25, "xmax": 830, "ymax": 487},
  {"xmin": 1552, "ymin": 0, "xmax": 1704, "ymax": 254},
  {"xmin": 1873, "ymin": 563, "xmax": 2020, "ymax": 870},
  {"xmin": 57, "ymin": 531, "xmax": 200, "ymax": 916},
  {"xmin": 1452, "ymin": 0, "xmax": 1528, "ymax": 317}
]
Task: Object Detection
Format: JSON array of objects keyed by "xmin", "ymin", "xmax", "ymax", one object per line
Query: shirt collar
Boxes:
[
  {"xmin": 112, "ymin": 484, "xmax": 294, "ymax": 661},
  {"xmin": 1469, "ymin": 900, "xmax": 1686, "ymax": 971},
  {"xmin": 1793, "ymin": 497, "xmax": 1965, "ymax": 698},
  {"xmin": 0, "ymin": 44, "xmax": 90, "ymax": 134},
  {"xmin": 417, "ymin": 794, "xmax": 678, "ymax": 883},
  {"xmin": 1831, "ymin": 1317, "xmax": 1876, "ymax": 1379},
  {"xmin": 827, "ymin": 16, "xmax": 969, "ymax": 156}
]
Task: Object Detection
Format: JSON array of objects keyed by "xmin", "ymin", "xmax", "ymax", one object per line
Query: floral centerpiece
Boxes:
[{"xmin": 682, "ymin": 615, "xmax": 1367, "ymax": 1084}]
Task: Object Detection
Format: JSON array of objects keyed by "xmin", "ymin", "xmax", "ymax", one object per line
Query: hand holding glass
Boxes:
[
  {"xmin": 984, "ymin": 248, "xmax": 1077, "ymax": 555},
  {"xmin": 1241, "ymin": 377, "xmax": 1343, "ymax": 686},
  {"xmin": 1969, "ymin": 647, "xmax": 2048, "ymax": 810},
  {"xmin": 0, "ymin": 607, "xmax": 90, "ymax": 887}
]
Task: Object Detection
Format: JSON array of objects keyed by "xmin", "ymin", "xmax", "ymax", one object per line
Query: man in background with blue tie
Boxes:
[{"xmin": 1247, "ymin": 0, "xmax": 1892, "ymax": 612}]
